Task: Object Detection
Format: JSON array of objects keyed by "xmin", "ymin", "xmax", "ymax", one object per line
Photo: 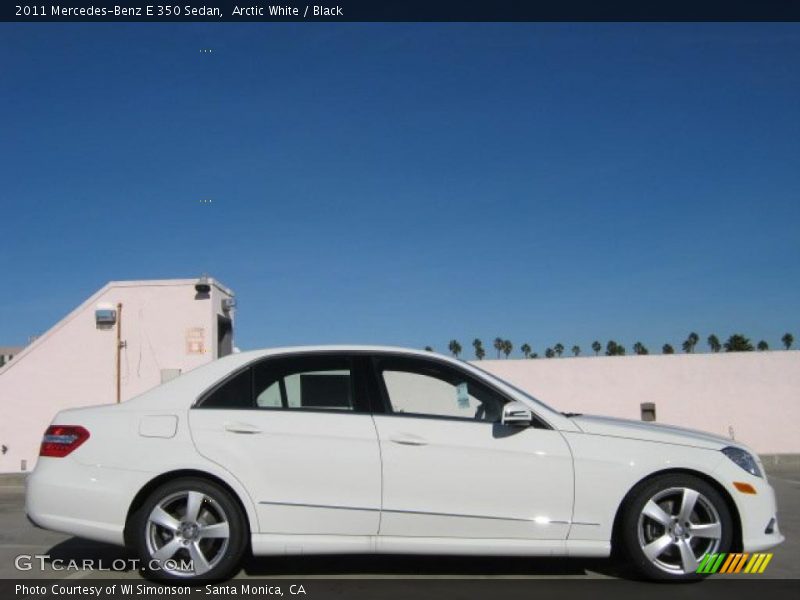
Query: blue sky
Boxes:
[{"xmin": 2, "ymin": 23, "xmax": 799, "ymax": 355}]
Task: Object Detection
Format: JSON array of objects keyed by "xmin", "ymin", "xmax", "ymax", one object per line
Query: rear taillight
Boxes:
[{"xmin": 39, "ymin": 425, "xmax": 90, "ymax": 457}]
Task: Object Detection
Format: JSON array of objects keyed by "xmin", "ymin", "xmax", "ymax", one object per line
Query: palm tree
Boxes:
[
  {"xmin": 424, "ymin": 346, "xmax": 434, "ymax": 352},
  {"xmin": 633, "ymin": 342, "xmax": 648, "ymax": 355},
  {"xmin": 545, "ymin": 347, "xmax": 555, "ymax": 358},
  {"xmin": 724, "ymin": 334, "xmax": 754, "ymax": 352},
  {"xmin": 662, "ymin": 344, "xmax": 675, "ymax": 354},
  {"xmin": 553, "ymin": 343, "xmax": 564, "ymax": 357},
  {"xmin": 448, "ymin": 339, "xmax": 462, "ymax": 358},
  {"xmin": 571, "ymin": 345, "xmax": 580, "ymax": 357},
  {"xmin": 591, "ymin": 341, "xmax": 601, "ymax": 356},
  {"xmin": 689, "ymin": 331, "xmax": 699, "ymax": 350},
  {"xmin": 707, "ymin": 334, "xmax": 721, "ymax": 353},
  {"xmin": 531, "ymin": 352, "xmax": 539, "ymax": 359},
  {"xmin": 782, "ymin": 333, "xmax": 794, "ymax": 350},
  {"xmin": 682, "ymin": 331, "xmax": 699, "ymax": 353},
  {"xmin": 605, "ymin": 340, "xmax": 625, "ymax": 356},
  {"xmin": 493, "ymin": 337, "xmax": 504, "ymax": 359},
  {"xmin": 472, "ymin": 338, "xmax": 484, "ymax": 360},
  {"xmin": 502, "ymin": 340, "xmax": 513, "ymax": 358},
  {"xmin": 520, "ymin": 343, "xmax": 532, "ymax": 358},
  {"xmin": 682, "ymin": 332, "xmax": 699, "ymax": 353},
  {"xmin": 757, "ymin": 340, "xmax": 769, "ymax": 351}
]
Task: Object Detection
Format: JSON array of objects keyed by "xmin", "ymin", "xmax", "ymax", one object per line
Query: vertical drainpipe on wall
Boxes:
[{"xmin": 116, "ymin": 303, "xmax": 123, "ymax": 403}]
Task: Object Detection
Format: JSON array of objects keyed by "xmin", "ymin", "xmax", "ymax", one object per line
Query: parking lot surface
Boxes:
[{"xmin": 1, "ymin": 470, "xmax": 797, "ymax": 580}]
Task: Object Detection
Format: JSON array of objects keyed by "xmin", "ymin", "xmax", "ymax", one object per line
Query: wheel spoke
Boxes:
[
  {"xmin": 149, "ymin": 506, "xmax": 180, "ymax": 532},
  {"xmin": 189, "ymin": 541, "xmax": 212, "ymax": 576},
  {"xmin": 198, "ymin": 521, "xmax": 230, "ymax": 539},
  {"xmin": 146, "ymin": 488, "xmax": 232, "ymax": 577},
  {"xmin": 689, "ymin": 522, "xmax": 722, "ymax": 540},
  {"xmin": 152, "ymin": 537, "xmax": 181, "ymax": 562},
  {"xmin": 677, "ymin": 539, "xmax": 699, "ymax": 573},
  {"xmin": 642, "ymin": 500, "xmax": 672, "ymax": 526},
  {"xmin": 642, "ymin": 534, "xmax": 673, "ymax": 561},
  {"xmin": 185, "ymin": 491, "xmax": 204, "ymax": 522},
  {"xmin": 678, "ymin": 488, "xmax": 699, "ymax": 523}
]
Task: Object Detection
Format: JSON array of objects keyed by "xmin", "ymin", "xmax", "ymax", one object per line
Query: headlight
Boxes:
[{"xmin": 722, "ymin": 446, "xmax": 762, "ymax": 478}]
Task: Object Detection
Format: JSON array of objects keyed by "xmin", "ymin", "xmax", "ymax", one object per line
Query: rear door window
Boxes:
[{"xmin": 253, "ymin": 355, "xmax": 361, "ymax": 412}]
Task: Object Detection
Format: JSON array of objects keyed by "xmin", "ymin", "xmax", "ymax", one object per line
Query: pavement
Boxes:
[{"xmin": 0, "ymin": 470, "xmax": 797, "ymax": 580}]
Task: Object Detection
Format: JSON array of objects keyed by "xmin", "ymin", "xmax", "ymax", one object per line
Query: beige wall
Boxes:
[
  {"xmin": 476, "ymin": 351, "xmax": 800, "ymax": 455},
  {"xmin": 0, "ymin": 279, "xmax": 234, "ymax": 473}
]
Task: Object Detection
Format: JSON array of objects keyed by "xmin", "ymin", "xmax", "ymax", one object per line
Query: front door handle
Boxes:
[
  {"xmin": 224, "ymin": 422, "xmax": 262, "ymax": 434},
  {"xmin": 389, "ymin": 434, "xmax": 428, "ymax": 446}
]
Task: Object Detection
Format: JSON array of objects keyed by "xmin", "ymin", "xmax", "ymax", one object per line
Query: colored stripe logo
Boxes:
[{"xmin": 696, "ymin": 553, "xmax": 773, "ymax": 574}]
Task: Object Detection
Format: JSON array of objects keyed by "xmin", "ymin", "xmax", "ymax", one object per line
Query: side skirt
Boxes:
[{"xmin": 251, "ymin": 534, "xmax": 610, "ymax": 558}]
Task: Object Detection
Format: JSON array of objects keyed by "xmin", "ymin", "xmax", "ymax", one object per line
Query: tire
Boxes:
[
  {"xmin": 618, "ymin": 473, "xmax": 733, "ymax": 581},
  {"xmin": 130, "ymin": 477, "xmax": 248, "ymax": 581}
]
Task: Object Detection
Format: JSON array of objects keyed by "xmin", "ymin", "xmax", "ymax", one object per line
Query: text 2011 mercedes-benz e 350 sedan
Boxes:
[{"xmin": 26, "ymin": 346, "xmax": 783, "ymax": 581}]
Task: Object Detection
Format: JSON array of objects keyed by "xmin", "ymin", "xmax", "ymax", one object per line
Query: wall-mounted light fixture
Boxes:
[
  {"xmin": 195, "ymin": 274, "xmax": 211, "ymax": 295},
  {"xmin": 95, "ymin": 308, "xmax": 117, "ymax": 325}
]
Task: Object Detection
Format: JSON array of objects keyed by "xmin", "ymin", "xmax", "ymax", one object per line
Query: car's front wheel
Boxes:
[
  {"xmin": 130, "ymin": 477, "xmax": 248, "ymax": 581},
  {"xmin": 619, "ymin": 473, "xmax": 733, "ymax": 581}
]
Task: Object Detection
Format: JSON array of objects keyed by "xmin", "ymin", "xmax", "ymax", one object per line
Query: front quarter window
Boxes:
[{"xmin": 468, "ymin": 362, "xmax": 559, "ymax": 416}]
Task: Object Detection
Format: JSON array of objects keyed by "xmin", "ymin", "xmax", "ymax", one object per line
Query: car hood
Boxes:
[{"xmin": 568, "ymin": 414, "xmax": 736, "ymax": 450}]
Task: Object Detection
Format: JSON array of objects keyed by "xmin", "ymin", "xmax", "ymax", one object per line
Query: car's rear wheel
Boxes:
[
  {"xmin": 619, "ymin": 473, "xmax": 733, "ymax": 581},
  {"xmin": 131, "ymin": 477, "xmax": 248, "ymax": 581}
]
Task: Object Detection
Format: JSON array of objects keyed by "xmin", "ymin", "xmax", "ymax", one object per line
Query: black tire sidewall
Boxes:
[
  {"xmin": 620, "ymin": 474, "xmax": 733, "ymax": 581},
  {"xmin": 131, "ymin": 477, "xmax": 248, "ymax": 582}
]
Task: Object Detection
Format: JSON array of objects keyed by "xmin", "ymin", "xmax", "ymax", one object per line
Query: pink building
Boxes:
[{"xmin": 0, "ymin": 278, "xmax": 235, "ymax": 473}]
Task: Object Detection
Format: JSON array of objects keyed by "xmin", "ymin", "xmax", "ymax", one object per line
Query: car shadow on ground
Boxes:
[
  {"xmin": 241, "ymin": 553, "xmax": 627, "ymax": 578},
  {"xmin": 44, "ymin": 538, "xmax": 629, "ymax": 579},
  {"xmin": 44, "ymin": 538, "xmax": 136, "ymax": 571}
]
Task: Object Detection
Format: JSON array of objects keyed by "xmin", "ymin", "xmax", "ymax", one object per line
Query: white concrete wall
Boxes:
[
  {"xmin": 476, "ymin": 351, "xmax": 800, "ymax": 455},
  {"xmin": 0, "ymin": 279, "xmax": 234, "ymax": 473}
]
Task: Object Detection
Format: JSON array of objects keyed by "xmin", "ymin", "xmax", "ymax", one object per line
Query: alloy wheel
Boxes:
[
  {"xmin": 145, "ymin": 490, "xmax": 231, "ymax": 577},
  {"xmin": 637, "ymin": 486, "xmax": 723, "ymax": 575}
]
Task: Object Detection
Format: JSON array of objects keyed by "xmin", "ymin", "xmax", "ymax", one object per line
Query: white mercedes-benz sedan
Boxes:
[{"xmin": 26, "ymin": 346, "xmax": 782, "ymax": 582}]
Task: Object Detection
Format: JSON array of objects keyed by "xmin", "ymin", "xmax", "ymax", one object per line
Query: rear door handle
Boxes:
[
  {"xmin": 224, "ymin": 422, "xmax": 262, "ymax": 434},
  {"xmin": 389, "ymin": 434, "xmax": 428, "ymax": 446}
]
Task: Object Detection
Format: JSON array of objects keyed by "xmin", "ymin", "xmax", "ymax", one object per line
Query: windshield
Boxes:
[{"xmin": 466, "ymin": 362, "xmax": 561, "ymax": 415}]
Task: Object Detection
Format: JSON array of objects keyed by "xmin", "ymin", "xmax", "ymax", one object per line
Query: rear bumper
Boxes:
[
  {"xmin": 26, "ymin": 512, "xmax": 45, "ymax": 530},
  {"xmin": 26, "ymin": 457, "xmax": 153, "ymax": 547}
]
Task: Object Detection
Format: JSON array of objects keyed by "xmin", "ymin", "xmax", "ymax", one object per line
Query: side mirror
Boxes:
[{"xmin": 501, "ymin": 401, "xmax": 533, "ymax": 427}]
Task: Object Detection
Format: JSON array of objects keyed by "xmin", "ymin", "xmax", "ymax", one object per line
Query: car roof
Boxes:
[
  {"xmin": 123, "ymin": 345, "xmax": 460, "ymax": 409},
  {"xmin": 232, "ymin": 344, "xmax": 451, "ymax": 360}
]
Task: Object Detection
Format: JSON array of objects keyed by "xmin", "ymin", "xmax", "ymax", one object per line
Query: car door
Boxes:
[
  {"xmin": 370, "ymin": 354, "xmax": 574, "ymax": 540},
  {"xmin": 189, "ymin": 353, "xmax": 381, "ymax": 535}
]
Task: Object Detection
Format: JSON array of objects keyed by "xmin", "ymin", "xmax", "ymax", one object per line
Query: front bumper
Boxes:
[{"xmin": 713, "ymin": 459, "xmax": 784, "ymax": 552}]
